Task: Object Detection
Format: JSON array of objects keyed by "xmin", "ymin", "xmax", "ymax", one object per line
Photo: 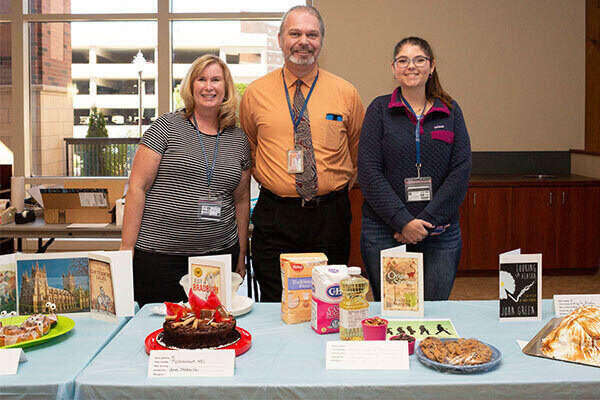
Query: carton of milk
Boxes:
[
  {"xmin": 280, "ymin": 253, "xmax": 328, "ymax": 324},
  {"xmin": 311, "ymin": 265, "xmax": 349, "ymax": 334}
]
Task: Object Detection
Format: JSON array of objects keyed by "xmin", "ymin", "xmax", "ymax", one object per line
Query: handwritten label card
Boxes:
[
  {"xmin": 0, "ymin": 349, "xmax": 27, "ymax": 375},
  {"xmin": 148, "ymin": 350, "xmax": 234, "ymax": 378},
  {"xmin": 326, "ymin": 341, "xmax": 409, "ymax": 370},
  {"xmin": 553, "ymin": 294, "xmax": 600, "ymax": 316}
]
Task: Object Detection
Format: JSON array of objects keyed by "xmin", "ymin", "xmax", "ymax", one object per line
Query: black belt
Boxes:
[{"xmin": 260, "ymin": 186, "xmax": 347, "ymax": 208}]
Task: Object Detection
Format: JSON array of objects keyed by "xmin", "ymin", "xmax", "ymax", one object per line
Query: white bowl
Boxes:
[{"xmin": 179, "ymin": 272, "xmax": 243, "ymax": 296}]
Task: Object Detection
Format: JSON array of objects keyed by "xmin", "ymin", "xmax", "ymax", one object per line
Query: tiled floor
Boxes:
[{"xmin": 449, "ymin": 270, "xmax": 600, "ymax": 300}]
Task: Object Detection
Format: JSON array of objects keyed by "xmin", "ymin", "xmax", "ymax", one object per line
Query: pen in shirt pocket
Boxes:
[{"xmin": 326, "ymin": 113, "xmax": 343, "ymax": 121}]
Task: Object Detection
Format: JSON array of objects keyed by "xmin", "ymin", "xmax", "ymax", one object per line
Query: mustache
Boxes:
[{"xmin": 291, "ymin": 45, "xmax": 315, "ymax": 53}]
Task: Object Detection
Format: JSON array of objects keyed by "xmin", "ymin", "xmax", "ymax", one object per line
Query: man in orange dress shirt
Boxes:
[{"xmin": 240, "ymin": 5, "xmax": 365, "ymax": 302}]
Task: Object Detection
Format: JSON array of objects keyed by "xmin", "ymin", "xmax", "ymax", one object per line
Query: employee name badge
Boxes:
[
  {"xmin": 404, "ymin": 177, "xmax": 432, "ymax": 202},
  {"xmin": 287, "ymin": 149, "xmax": 303, "ymax": 173},
  {"xmin": 198, "ymin": 196, "xmax": 223, "ymax": 221}
]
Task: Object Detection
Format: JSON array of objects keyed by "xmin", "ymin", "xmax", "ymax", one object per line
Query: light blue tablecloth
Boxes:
[
  {"xmin": 74, "ymin": 300, "xmax": 600, "ymax": 399},
  {"xmin": 0, "ymin": 314, "xmax": 131, "ymax": 400}
]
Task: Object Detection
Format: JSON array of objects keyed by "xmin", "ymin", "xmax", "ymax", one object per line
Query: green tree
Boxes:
[
  {"xmin": 87, "ymin": 106, "xmax": 108, "ymax": 137},
  {"xmin": 80, "ymin": 106, "xmax": 127, "ymax": 176}
]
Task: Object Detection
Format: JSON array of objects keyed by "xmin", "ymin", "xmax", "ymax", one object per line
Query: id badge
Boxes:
[
  {"xmin": 286, "ymin": 149, "xmax": 303, "ymax": 173},
  {"xmin": 404, "ymin": 177, "xmax": 433, "ymax": 202},
  {"xmin": 198, "ymin": 196, "xmax": 223, "ymax": 221}
]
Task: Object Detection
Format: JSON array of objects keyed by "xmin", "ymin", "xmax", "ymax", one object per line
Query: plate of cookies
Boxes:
[{"xmin": 416, "ymin": 337, "xmax": 502, "ymax": 373}]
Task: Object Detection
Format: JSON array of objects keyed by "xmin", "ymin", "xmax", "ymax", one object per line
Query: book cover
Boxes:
[
  {"xmin": 89, "ymin": 254, "xmax": 117, "ymax": 322},
  {"xmin": 499, "ymin": 250, "xmax": 542, "ymax": 321},
  {"xmin": 381, "ymin": 245, "xmax": 424, "ymax": 317}
]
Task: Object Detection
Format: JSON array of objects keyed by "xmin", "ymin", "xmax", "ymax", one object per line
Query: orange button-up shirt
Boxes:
[{"xmin": 240, "ymin": 65, "xmax": 365, "ymax": 197}]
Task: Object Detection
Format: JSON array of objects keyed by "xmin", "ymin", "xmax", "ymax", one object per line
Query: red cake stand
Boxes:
[{"xmin": 144, "ymin": 327, "xmax": 252, "ymax": 356}]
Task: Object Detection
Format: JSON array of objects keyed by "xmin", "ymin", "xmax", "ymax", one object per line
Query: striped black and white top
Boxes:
[{"xmin": 135, "ymin": 111, "xmax": 252, "ymax": 255}]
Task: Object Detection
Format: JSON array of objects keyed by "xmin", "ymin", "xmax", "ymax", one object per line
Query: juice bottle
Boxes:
[{"xmin": 339, "ymin": 266, "xmax": 369, "ymax": 340}]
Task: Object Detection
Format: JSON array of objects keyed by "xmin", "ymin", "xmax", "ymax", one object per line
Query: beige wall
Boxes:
[
  {"xmin": 572, "ymin": 153, "xmax": 600, "ymax": 179},
  {"xmin": 316, "ymin": 0, "xmax": 585, "ymax": 151}
]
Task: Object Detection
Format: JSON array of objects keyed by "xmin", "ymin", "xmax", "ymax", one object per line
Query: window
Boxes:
[
  {"xmin": 28, "ymin": 0, "xmax": 157, "ymax": 14},
  {"xmin": 8, "ymin": 0, "xmax": 307, "ymax": 177},
  {"xmin": 29, "ymin": 21, "xmax": 157, "ymax": 175},
  {"xmin": 0, "ymin": 22, "xmax": 12, "ymax": 165},
  {"xmin": 172, "ymin": 20, "xmax": 286, "ymax": 110},
  {"xmin": 172, "ymin": 0, "xmax": 302, "ymax": 13}
]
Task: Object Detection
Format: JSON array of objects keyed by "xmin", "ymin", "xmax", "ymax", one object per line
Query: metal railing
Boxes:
[{"xmin": 64, "ymin": 138, "xmax": 141, "ymax": 177}]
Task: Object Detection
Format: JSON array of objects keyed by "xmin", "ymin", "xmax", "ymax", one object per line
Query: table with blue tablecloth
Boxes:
[
  {"xmin": 0, "ymin": 314, "xmax": 131, "ymax": 400},
  {"xmin": 74, "ymin": 300, "xmax": 600, "ymax": 399}
]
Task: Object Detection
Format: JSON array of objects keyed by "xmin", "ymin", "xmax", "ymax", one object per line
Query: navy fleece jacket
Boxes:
[{"xmin": 358, "ymin": 87, "xmax": 472, "ymax": 233}]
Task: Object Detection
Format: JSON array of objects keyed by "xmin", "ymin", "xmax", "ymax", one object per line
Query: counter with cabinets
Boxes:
[{"xmin": 349, "ymin": 175, "xmax": 600, "ymax": 274}]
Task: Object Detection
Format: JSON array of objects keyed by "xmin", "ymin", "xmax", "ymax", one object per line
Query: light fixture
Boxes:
[{"xmin": 132, "ymin": 50, "xmax": 146, "ymax": 136}]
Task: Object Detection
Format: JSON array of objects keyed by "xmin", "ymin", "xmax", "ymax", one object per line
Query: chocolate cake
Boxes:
[
  {"xmin": 159, "ymin": 291, "xmax": 240, "ymax": 350},
  {"xmin": 162, "ymin": 318, "xmax": 239, "ymax": 349}
]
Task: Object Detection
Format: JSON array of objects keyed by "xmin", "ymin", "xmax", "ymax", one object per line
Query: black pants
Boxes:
[
  {"xmin": 251, "ymin": 188, "xmax": 352, "ymax": 302},
  {"xmin": 133, "ymin": 242, "xmax": 239, "ymax": 307}
]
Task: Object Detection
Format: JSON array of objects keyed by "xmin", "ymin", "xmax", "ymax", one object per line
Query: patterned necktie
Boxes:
[{"xmin": 293, "ymin": 79, "xmax": 318, "ymax": 200}]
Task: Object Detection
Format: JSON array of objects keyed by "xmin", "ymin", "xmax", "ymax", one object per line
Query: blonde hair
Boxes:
[{"xmin": 179, "ymin": 54, "xmax": 239, "ymax": 129}]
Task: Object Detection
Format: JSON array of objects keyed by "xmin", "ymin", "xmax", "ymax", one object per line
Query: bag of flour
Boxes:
[
  {"xmin": 280, "ymin": 253, "xmax": 328, "ymax": 324},
  {"xmin": 311, "ymin": 265, "xmax": 349, "ymax": 334}
]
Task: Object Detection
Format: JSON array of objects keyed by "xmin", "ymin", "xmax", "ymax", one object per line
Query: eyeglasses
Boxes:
[{"xmin": 393, "ymin": 56, "xmax": 431, "ymax": 68}]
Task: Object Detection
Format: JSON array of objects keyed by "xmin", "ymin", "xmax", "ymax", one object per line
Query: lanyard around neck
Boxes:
[
  {"xmin": 401, "ymin": 94, "xmax": 428, "ymax": 178},
  {"xmin": 283, "ymin": 69, "xmax": 319, "ymax": 131},
  {"xmin": 192, "ymin": 115, "xmax": 222, "ymax": 193}
]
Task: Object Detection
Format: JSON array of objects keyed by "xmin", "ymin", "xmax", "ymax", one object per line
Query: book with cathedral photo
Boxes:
[
  {"xmin": 13, "ymin": 251, "xmax": 135, "ymax": 319},
  {"xmin": 16, "ymin": 252, "xmax": 91, "ymax": 315}
]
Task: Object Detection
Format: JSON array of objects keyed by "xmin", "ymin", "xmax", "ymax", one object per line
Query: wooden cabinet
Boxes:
[
  {"xmin": 349, "ymin": 176, "xmax": 600, "ymax": 274},
  {"xmin": 512, "ymin": 187, "xmax": 557, "ymax": 267},
  {"xmin": 555, "ymin": 186, "xmax": 600, "ymax": 269},
  {"xmin": 348, "ymin": 188, "xmax": 365, "ymax": 271},
  {"xmin": 466, "ymin": 187, "xmax": 512, "ymax": 270},
  {"xmin": 510, "ymin": 186, "xmax": 600, "ymax": 270}
]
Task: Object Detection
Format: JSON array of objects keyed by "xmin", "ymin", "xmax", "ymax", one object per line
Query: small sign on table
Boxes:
[
  {"xmin": 0, "ymin": 349, "xmax": 27, "ymax": 375},
  {"xmin": 325, "ymin": 341, "xmax": 409, "ymax": 370},
  {"xmin": 148, "ymin": 350, "xmax": 234, "ymax": 378},
  {"xmin": 553, "ymin": 294, "xmax": 600, "ymax": 316}
]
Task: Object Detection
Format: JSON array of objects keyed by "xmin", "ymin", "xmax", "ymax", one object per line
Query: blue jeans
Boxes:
[{"xmin": 360, "ymin": 216, "xmax": 462, "ymax": 301}]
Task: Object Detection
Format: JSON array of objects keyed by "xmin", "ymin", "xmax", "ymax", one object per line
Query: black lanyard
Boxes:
[{"xmin": 283, "ymin": 69, "xmax": 319, "ymax": 131}]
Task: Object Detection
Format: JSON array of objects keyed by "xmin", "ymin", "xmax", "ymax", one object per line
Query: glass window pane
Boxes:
[
  {"xmin": 172, "ymin": 20, "xmax": 285, "ymax": 110},
  {"xmin": 28, "ymin": 0, "xmax": 156, "ymax": 14},
  {"xmin": 172, "ymin": 0, "xmax": 305, "ymax": 13},
  {"xmin": 29, "ymin": 21, "xmax": 156, "ymax": 177},
  {"xmin": 0, "ymin": 22, "xmax": 13, "ymax": 167}
]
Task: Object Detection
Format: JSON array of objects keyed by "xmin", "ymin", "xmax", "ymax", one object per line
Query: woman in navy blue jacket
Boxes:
[{"xmin": 358, "ymin": 37, "xmax": 472, "ymax": 301}]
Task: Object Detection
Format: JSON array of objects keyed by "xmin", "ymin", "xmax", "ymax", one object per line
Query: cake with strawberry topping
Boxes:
[{"xmin": 160, "ymin": 290, "xmax": 239, "ymax": 349}]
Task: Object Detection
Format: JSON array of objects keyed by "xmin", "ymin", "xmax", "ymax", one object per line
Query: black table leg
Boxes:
[{"xmin": 36, "ymin": 237, "xmax": 55, "ymax": 253}]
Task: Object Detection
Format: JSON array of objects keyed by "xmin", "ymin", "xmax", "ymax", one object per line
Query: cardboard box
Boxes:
[
  {"xmin": 41, "ymin": 180, "xmax": 126, "ymax": 224},
  {"xmin": 280, "ymin": 253, "xmax": 328, "ymax": 324}
]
